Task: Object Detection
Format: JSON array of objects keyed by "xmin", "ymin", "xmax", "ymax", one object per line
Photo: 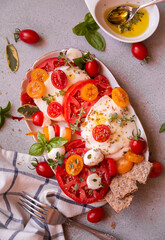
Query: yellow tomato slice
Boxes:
[
  {"xmin": 31, "ymin": 68, "xmax": 49, "ymax": 82},
  {"xmin": 116, "ymin": 157, "xmax": 133, "ymax": 174},
  {"xmin": 26, "ymin": 80, "xmax": 45, "ymax": 99},
  {"xmin": 80, "ymin": 83, "xmax": 98, "ymax": 102},
  {"xmin": 63, "ymin": 127, "xmax": 72, "ymax": 143},
  {"xmin": 125, "ymin": 150, "xmax": 144, "ymax": 163},
  {"xmin": 43, "ymin": 126, "xmax": 49, "ymax": 142},
  {"xmin": 112, "ymin": 87, "xmax": 129, "ymax": 107},
  {"xmin": 65, "ymin": 154, "xmax": 84, "ymax": 176}
]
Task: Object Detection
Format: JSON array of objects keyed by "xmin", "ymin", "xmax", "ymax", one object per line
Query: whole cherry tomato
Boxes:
[
  {"xmin": 87, "ymin": 207, "xmax": 105, "ymax": 223},
  {"xmin": 32, "ymin": 111, "xmax": 44, "ymax": 126},
  {"xmin": 14, "ymin": 29, "xmax": 40, "ymax": 44},
  {"xmin": 149, "ymin": 161, "xmax": 163, "ymax": 178},
  {"xmin": 85, "ymin": 59, "xmax": 100, "ymax": 78},
  {"xmin": 131, "ymin": 43, "xmax": 149, "ymax": 62},
  {"xmin": 130, "ymin": 137, "xmax": 147, "ymax": 155},
  {"xmin": 31, "ymin": 159, "xmax": 55, "ymax": 178},
  {"xmin": 21, "ymin": 92, "xmax": 35, "ymax": 105}
]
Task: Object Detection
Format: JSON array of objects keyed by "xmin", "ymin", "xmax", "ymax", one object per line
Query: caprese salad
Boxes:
[{"xmin": 20, "ymin": 48, "xmax": 151, "ymax": 210}]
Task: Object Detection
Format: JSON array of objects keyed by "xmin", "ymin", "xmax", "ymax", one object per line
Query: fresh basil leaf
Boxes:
[
  {"xmin": 159, "ymin": 123, "xmax": 165, "ymax": 133},
  {"xmin": 84, "ymin": 13, "xmax": 95, "ymax": 25},
  {"xmin": 17, "ymin": 104, "xmax": 40, "ymax": 116},
  {"xmin": 2, "ymin": 101, "xmax": 11, "ymax": 113},
  {"xmin": 45, "ymin": 144, "xmax": 52, "ymax": 153},
  {"xmin": 37, "ymin": 132, "xmax": 47, "ymax": 145},
  {"xmin": 29, "ymin": 143, "xmax": 45, "ymax": 156},
  {"xmin": 73, "ymin": 52, "xmax": 91, "ymax": 69},
  {"xmin": 4, "ymin": 113, "xmax": 11, "ymax": 118},
  {"xmin": 87, "ymin": 22, "xmax": 100, "ymax": 32},
  {"xmin": 85, "ymin": 31, "xmax": 105, "ymax": 51},
  {"xmin": 48, "ymin": 137, "xmax": 68, "ymax": 148},
  {"xmin": 72, "ymin": 22, "xmax": 87, "ymax": 36},
  {"xmin": 0, "ymin": 115, "xmax": 5, "ymax": 129}
]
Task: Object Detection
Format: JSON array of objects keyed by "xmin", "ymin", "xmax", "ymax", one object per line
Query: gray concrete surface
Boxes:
[{"xmin": 0, "ymin": 0, "xmax": 165, "ymax": 239}]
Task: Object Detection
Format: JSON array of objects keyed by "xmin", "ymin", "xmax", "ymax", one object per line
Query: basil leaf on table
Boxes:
[
  {"xmin": 159, "ymin": 123, "xmax": 165, "ymax": 133},
  {"xmin": 0, "ymin": 101, "xmax": 12, "ymax": 129},
  {"xmin": 37, "ymin": 132, "xmax": 47, "ymax": 145},
  {"xmin": 0, "ymin": 115, "xmax": 5, "ymax": 129},
  {"xmin": 2, "ymin": 101, "xmax": 11, "ymax": 113},
  {"xmin": 85, "ymin": 31, "xmax": 105, "ymax": 51},
  {"xmin": 72, "ymin": 22, "xmax": 87, "ymax": 36},
  {"xmin": 29, "ymin": 143, "xmax": 45, "ymax": 156}
]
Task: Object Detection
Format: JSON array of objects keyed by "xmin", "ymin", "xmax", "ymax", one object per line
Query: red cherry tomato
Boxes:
[
  {"xmin": 36, "ymin": 162, "xmax": 55, "ymax": 178},
  {"xmin": 87, "ymin": 207, "xmax": 105, "ymax": 223},
  {"xmin": 85, "ymin": 60, "xmax": 100, "ymax": 78},
  {"xmin": 107, "ymin": 158, "xmax": 117, "ymax": 176},
  {"xmin": 92, "ymin": 125, "xmax": 111, "ymax": 142},
  {"xmin": 149, "ymin": 161, "xmax": 163, "ymax": 178},
  {"xmin": 51, "ymin": 70, "xmax": 68, "ymax": 89},
  {"xmin": 21, "ymin": 92, "xmax": 35, "ymax": 105},
  {"xmin": 130, "ymin": 137, "xmax": 147, "ymax": 155},
  {"xmin": 131, "ymin": 43, "xmax": 148, "ymax": 60},
  {"xmin": 32, "ymin": 111, "xmax": 44, "ymax": 126},
  {"xmin": 17, "ymin": 29, "xmax": 40, "ymax": 44},
  {"xmin": 47, "ymin": 102, "xmax": 63, "ymax": 118}
]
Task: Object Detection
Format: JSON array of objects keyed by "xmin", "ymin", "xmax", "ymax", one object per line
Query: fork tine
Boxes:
[
  {"xmin": 18, "ymin": 202, "xmax": 45, "ymax": 222},
  {"xmin": 22, "ymin": 192, "xmax": 52, "ymax": 210},
  {"xmin": 18, "ymin": 199, "xmax": 46, "ymax": 218},
  {"xmin": 19, "ymin": 198, "xmax": 47, "ymax": 215}
]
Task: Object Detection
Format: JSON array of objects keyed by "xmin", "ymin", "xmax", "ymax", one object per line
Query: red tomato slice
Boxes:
[
  {"xmin": 51, "ymin": 70, "xmax": 68, "ymax": 89},
  {"xmin": 47, "ymin": 102, "xmax": 63, "ymax": 118},
  {"xmin": 106, "ymin": 158, "xmax": 117, "ymax": 176},
  {"xmin": 63, "ymin": 78, "xmax": 112, "ymax": 135},
  {"xmin": 92, "ymin": 125, "xmax": 111, "ymax": 142},
  {"xmin": 66, "ymin": 139, "xmax": 85, "ymax": 152},
  {"xmin": 56, "ymin": 148, "xmax": 111, "ymax": 204},
  {"xmin": 94, "ymin": 75, "xmax": 109, "ymax": 85},
  {"xmin": 35, "ymin": 57, "xmax": 66, "ymax": 72},
  {"xmin": 21, "ymin": 92, "xmax": 35, "ymax": 105}
]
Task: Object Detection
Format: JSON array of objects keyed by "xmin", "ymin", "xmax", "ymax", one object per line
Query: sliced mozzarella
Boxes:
[
  {"xmin": 84, "ymin": 149, "xmax": 104, "ymax": 166},
  {"xmin": 59, "ymin": 126, "xmax": 66, "ymax": 138},
  {"xmin": 48, "ymin": 126, "xmax": 55, "ymax": 140},
  {"xmin": 42, "ymin": 114, "xmax": 51, "ymax": 127},
  {"xmin": 87, "ymin": 173, "xmax": 102, "ymax": 190},
  {"xmin": 47, "ymin": 146, "xmax": 65, "ymax": 160},
  {"xmin": 66, "ymin": 48, "xmax": 82, "ymax": 61}
]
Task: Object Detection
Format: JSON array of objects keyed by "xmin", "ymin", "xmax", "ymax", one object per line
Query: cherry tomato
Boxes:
[
  {"xmin": 149, "ymin": 161, "xmax": 163, "ymax": 178},
  {"xmin": 26, "ymin": 80, "xmax": 45, "ymax": 99},
  {"xmin": 36, "ymin": 162, "xmax": 55, "ymax": 178},
  {"xmin": 15, "ymin": 29, "xmax": 40, "ymax": 44},
  {"xmin": 125, "ymin": 150, "xmax": 144, "ymax": 163},
  {"xmin": 130, "ymin": 137, "xmax": 147, "ymax": 155},
  {"xmin": 51, "ymin": 70, "xmax": 68, "ymax": 89},
  {"xmin": 32, "ymin": 111, "xmax": 44, "ymax": 126},
  {"xmin": 116, "ymin": 157, "xmax": 133, "ymax": 174},
  {"xmin": 112, "ymin": 87, "xmax": 129, "ymax": 108},
  {"xmin": 80, "ymin": 83, "xmax": 99, "ymax": 102},
  {"xmin": 131, "ymin": 43, "xmax": 148, "ymax": 61},
  {"xmin": 87, "ymin": 207, "xmax": 105, "ymax": 223},
  {"xmin": 21, "ymin": 92, "xmax": 35, "ymax": 105},
  {"xmin": 65, "ymin": 154, "xmax": 84, "ymax": 176},
  {"xmin": 85, "ymin": 60, "xmax": 100, "ymax": 78},
  {"xmin": 31, "ymin": 68, "xmax": 49, "ymax": 82},
  {"xmin": 94, "ymin": 75, "xmax": 109, "ymax": 85},
  {"xmin": 107, "ymin": 158, "xmax": 117, "ymax": 176},
  {"xmin": 66, "ymin": 139, "xmax": 85, "ymax": 152},
  {"xmin": 92, "ymin": 125, "xmax": 111, "ymax": 142},
  {"xmin": 47, "ymin": 102, "xmax": 63, "ymax": 118}
]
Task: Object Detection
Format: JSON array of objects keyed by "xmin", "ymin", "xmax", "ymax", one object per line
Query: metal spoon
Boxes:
[{"xmin": 107, "ymin": 0, "xmax": 165, "ymax": 25}]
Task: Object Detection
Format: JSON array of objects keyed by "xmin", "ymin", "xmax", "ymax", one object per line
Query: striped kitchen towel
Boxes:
[{"xmin": 0, "ymin": 148, "xmax": 105, "ymax": 240}]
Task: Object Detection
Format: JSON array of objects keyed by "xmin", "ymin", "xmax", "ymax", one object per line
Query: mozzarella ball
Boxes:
[
  {"xmin": 47, "ymin": 146, "xmax": 65, "ymax": 160},
  {"xmin": 84, "ymin": 149, "xmax": 104, "ymax": 166},
  {"xmin": 67, "ymin": 48, "xmax": 82, "ymax": 61},
  {"xmin": 87, "ymin": 173, "xmax": 102, "ymax": 190}
]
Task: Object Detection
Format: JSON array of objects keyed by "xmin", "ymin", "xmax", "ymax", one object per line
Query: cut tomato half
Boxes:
[
  {"xmin": 56, "ymin": 148, "xmax": 111, "ymax": 204},
  {"xmin": 35, "ymin": 57, "xmax": 66, "ymax": 72}
]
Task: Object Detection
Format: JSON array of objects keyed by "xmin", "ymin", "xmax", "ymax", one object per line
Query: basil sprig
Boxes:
[
  {"xmin": 72, "ymin": 13, "xmax": 105, "ymax": 51},
  {"xmin": 29, "ymin": 132, "xmax": 68, "ymax": 156},
  {"xmin": 159, "ymin": 123, "xmax": 165, "ymax": 133},
  {"xmin": 0, "ymin": 101, "xmax": 12, "ymax": 129}
]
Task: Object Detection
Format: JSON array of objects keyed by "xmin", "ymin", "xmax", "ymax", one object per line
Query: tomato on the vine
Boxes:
[
  {"xmin": 85, "ymin": 59, "xmax": 100, "ymax": 78},
  {"xmin": 130, "ymin": 137, "xmax": 147, "ymax": 155},
  {"xmin": 131, "ymin": 42, "xmax": 149, "ymax": 62},
  {"xmin": 31, "ymin": 159, "xmax": 55, "ymax": 178},
  {"xmin": 149, "ymin": 161, "xmax": 163, "ymax": 178},
  {"xmin": 14, "ymin": 29, "xmax": 40, "ymax": 44},
  {"xmin": 32, "ymin": 111, "xmax": 44, "ymax": 126},
  {"xmin": 87, "ymin": 207, "xmax": 105, "ymax": 223}
]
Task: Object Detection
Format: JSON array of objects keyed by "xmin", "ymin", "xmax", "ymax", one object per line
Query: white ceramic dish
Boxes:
[{"xmin": 85, "ymin": 0, "xmax": 160, "ymax": 43}]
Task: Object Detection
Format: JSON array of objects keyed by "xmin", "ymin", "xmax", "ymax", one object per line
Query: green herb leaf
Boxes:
[
  {"xmin": 75, "ymin": 159, "xmax": 79, "ymax": 164},
  {"xmin": 79, "ymin": 177, "xmax": 84, "ymax": 182},
  {"xmin": 73, "ymin": 52, "xmax": 91, "ymax": 69},
  {"xmin": 48, "ymin": 137, "xmax": 68, "ymax": 148},
  {"xmin": 72, "ymin": 22, "xmax": 87, "ymax": 36},
  {"xmin": 74, "ymin": 183, "xmax": 79, "ymax": 191},
  {"xmin": 6, "ymin": 38, "xmax": 19, "ymax": 72},
  {"xmin": 70, "ymin": 163, "xmax": 74, "ymax": 169},
  {"xmin": 85, "ymin": 31, "xmax": 105, "ymax": 51},
  {"xmin": 159, "ymin": 123, "xmax": 165, "ymax": 133},
  {"xmin": 17, "ymin": 104, "xmax": 40, "ymax": 116},
  {"xmin": 4, "ymin": 113, "xmax": 11, "ymax": 118},
  {"xmin": 0, "ymin": 115, "xmax": 5, "ymax": 129},
  {"xmin": 92, "ymin": 178, "xmax": 97, "ymax": 182},
  {"xmin": 84, "ymin": 13, "xmax": 96, "ymax": 24},
  {"xmin": 29, "ymin": 143, "xmax": 45, "ymax": 156},
  {"xmin": 2, "ymin": 101, "xmax": 11, "ymax": 113},
  {"xmin": 0, "ymin": 101, "xmax": 12, "ymax": 129},
  {"xmin": 90, "ymin": 167, "xmax": 96, "ymax": 172},
  {"xmin": 37, "ymin": 132, "xmax": 47, "ymax": 145},
  {"xmin": 87, "ymin": 154, "xmax": 92, "ymax": 159}
]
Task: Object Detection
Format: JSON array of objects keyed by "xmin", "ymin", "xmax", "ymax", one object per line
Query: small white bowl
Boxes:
[{"xmin": 85, "ymin": 0, "xmax": 160, "ymax": 43}]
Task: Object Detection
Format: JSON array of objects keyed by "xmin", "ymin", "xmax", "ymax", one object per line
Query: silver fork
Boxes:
[{"xmin": 18, "ymin": 192, "xmax": 118, "ymax": 240}]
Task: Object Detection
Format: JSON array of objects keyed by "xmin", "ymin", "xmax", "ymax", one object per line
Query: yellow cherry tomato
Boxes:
[
  {"xmin": 26, "ymin": 80, "xmax": 45, "ymax": 99},
  {"xmin": 65, "ymin": 154, "xmax": 84, "ymax": 176},
  {"xmin": 125, "ymin": 150, "xmax": 144, "ymax": 163},
  {"xmin": 43, "ymin": 126, "xmax": 49, "ymax": 142},
  {"xmin": 80, "ymin": 83, "xmax": 99, "ymax": 102},
  {"xmin": 31, "ymin": 68, "xmax": 49, "ymax": 82},
  {"xmin": 112, "ymin": 87, "xmax": 129, "ymax": 108},
  {"xmin": 116, "ymin": 157, "xmax": 133, "ymax": 174},
  {"xmin": 63, "ymin": 127, "xmax": 72, "ymax": 143}
]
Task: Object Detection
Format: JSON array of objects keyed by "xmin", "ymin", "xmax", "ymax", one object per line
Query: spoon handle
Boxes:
[{"xmin": 138, "ymin": 0, "xmax": 165, "ymax": 11}]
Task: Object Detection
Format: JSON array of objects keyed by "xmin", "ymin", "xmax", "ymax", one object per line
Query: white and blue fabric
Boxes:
[{"xmin": 0, "ymin": 148, "xmax": 105, "ymax": 240}]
